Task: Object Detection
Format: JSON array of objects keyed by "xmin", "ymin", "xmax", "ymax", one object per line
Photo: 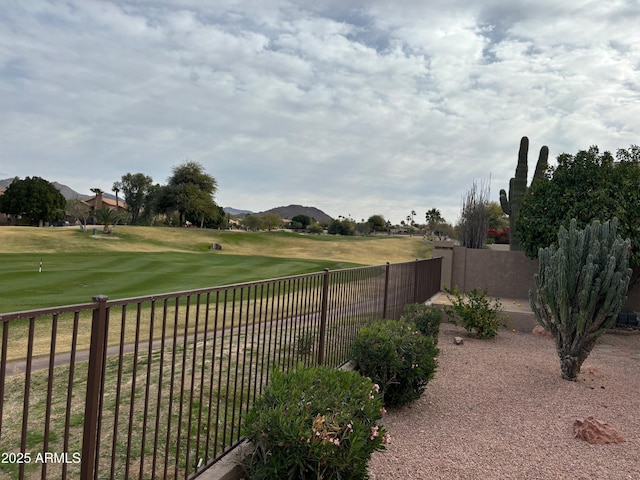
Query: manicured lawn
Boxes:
[
  {"xmin": 0, "ymin": 226, "xmax": 431, "ymax": 313},
  {"xmin": 0, "ymin": 252, "xmax": 356, "ymax": 313}
]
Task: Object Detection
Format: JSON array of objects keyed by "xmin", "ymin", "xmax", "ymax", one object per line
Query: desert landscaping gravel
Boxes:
[{"xmin": 368, "ymin": 322, "xmax": 640, "ymax": 480}]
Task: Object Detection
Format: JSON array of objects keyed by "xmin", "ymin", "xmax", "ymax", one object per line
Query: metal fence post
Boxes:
[
  {"xmin": 317, "ymin": 269, "xmax": 330, "ymax": 366},
  {"xmin": 81, "ymin": 295, "xmax": 109, "ymax": 480},
  {"xmin": 382, "ymin": 262, "xmax": 390, "ymax": 318},
  {"xmin": 413, "ymin": 259, "xmax": 420, "ymax": 303}
]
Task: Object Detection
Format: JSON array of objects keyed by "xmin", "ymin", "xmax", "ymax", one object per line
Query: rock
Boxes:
[
  {"xmin": 532, "ymin": 325, "xmax": 553, "ymax": 338},
  {"xmin": 573, "ymin": 416, "xmax": 624, "ymax": 444},
  {"xmin": 454, "ymin": 336, "xmax": 464, "ymax": 345}
]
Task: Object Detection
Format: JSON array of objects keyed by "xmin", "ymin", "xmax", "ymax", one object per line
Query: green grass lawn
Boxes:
[
  {"xmin": 0, "ymin": 252, "xmax": 357, "ymax": 313},
  {"xmin": 0, "ymin": 226, "xmax": 431, "ymax": 313},
  {"xmin": 0, "ymin": 226, "xmax": 422, "ymax": 478}
]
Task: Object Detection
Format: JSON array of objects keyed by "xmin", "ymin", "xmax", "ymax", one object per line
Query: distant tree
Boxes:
[
  {"xmin": 367, "ymin": 215, "xmax": 386, "ymax": 232},
  {"xmin": 263, "ymin": 213, "xmax": 282, "ymax": 231},
  {"xmin": 328, "ymin": 219, "xmax": 355, "ymax": 236},
  {"xmin": 113, "ymin": 173, "xmax": 153, "ymax": 224},
  {"xmin": 355, "ymin": 221, "xmax": 372, "ymax": 236},
  {"xmin": 66, "ymin": 198, "xmax": 91, "ymax": 230},
  {"xmin": 291, "ymin": 214, "xmax": 312, "ymax": 230},
  {"xmin": 425, "ymin": 208, "xmax": 442, "ymax": 226},
  {"xmin": 436, "ymin": 222, "xmax": 455, "ymax": 240},
  {"xmin": 90, "ymin": 187, "xmax": 104, "ymax": 196},
  {"xmin": 517, "ymin": 145, "xmax": 640, "ymax": 268},
  {"xmin": 160, "ymin": 161, "xmax": 218, "ymax": 227},
  {"xmin": 425, "ymin": 208, "xmax": 446, "ymax": 237},
  {"xmin": 0, "ymin": 176, "xmax": 66, "ymax": 226},
  {"xmin": 243, "ymin": 214, "xmax": 264, "ymax": 231},
  {"xmin": 200, "ymin": 205, "xmax": 226, "ymax": 229},
  {"xmin": 308, "ymin": 223, "xmax": 324, "ymax": 234},
  {"xmin": 94, "ymin": 208, "xmax": 121, "ymax": 233},
  {"xmin": 112, "ymin": 183, "xmax": 120, "ymax": 209},
  {"xmin": 457, "ymin": 180, "xmax": 490, "ymax": 249}
]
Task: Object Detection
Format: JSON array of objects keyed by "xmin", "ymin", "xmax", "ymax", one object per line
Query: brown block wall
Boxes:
[{"xmin": 437, "ymin": 243, "xmax": 640, "ymax": 311}]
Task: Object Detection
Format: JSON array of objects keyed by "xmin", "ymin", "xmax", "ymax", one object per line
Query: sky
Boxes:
[{"xmin": 1, "ymin": 1, "xmax": 638, "ymax": 225}]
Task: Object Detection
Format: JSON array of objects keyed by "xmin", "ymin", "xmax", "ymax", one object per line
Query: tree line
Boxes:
[{"xmin": 0, "ymin": 160, "xmax": 223, "ymax": 229}]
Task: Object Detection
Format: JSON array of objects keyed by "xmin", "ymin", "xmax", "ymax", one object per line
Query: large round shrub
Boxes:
[
  {"xmin": 241, "ymin": 366, "xmax": 389, "ymax": 479},
  {"xmin": 352, "ymin": 320, "xmax": 439, "ymax": 407}
]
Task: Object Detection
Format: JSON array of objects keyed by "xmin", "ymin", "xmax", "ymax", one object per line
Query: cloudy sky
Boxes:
[{"xmin": 1, "ymin": 1, "xmax": 638, "ymax": 225}]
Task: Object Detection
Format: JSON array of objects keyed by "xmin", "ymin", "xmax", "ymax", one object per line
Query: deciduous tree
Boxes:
[
  {"xmin": 291, "ymin": 214, "xmax": 312, "ymax": 230},
  {"xmin": 0, "ymin": 176, "xmax": 66, "ymax": 226},
  {"xmin": 66, "ymin": 198, "xmax": 91, "ymax": 230},
  {"xmin": 113, "ymin": 173, "xmax": 153, "ymax": 224},
  {"xmin": 159, "ymin": 161, "xmax": 219, "ymax": 227},
  {"xmin": 367, "ymin": 215, "xmax": 386, "ymax": 232},
  {"xmin": 243, "ymin": 214, "xmax": 264, "ymax": 231},
  {"xmin": 262, "ymin": 213, "xmax": 282, "ymax": 230}
]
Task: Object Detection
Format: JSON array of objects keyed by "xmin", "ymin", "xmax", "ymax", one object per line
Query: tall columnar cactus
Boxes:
[
  {"xmin": 499, "ymin": 136, "xmax": 549, "ymax": 250},
  {"xmin": 529, "ymin": 218, "xmax": 632, "ymax": 381}
]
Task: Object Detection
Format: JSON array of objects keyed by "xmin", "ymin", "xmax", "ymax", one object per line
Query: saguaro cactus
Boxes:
[
  {"xmin": 499, "ymin": 136, "xmax": 549, "ymax": 250},
  {"xmin": 529, "ymin": 218, "xmax": 632, "ymax": 381}
]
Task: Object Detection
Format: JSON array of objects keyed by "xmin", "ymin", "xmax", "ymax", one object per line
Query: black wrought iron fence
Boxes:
[{"xmin": 0, "ymin": 257, "xmax": 441, "ymax": 479}]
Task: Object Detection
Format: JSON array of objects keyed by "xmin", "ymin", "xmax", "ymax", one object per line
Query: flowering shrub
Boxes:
[
  {"xmin": 241, "ymin": 366, "xmax": 388, "ymax": 479},
  {"xmin": 401, "ymin": 303, "xmax": 442, "ymax": 340},
  {"xmin": 487, "ymin": 227, "xmax": 510, "ymax": 244},
  {"xmin": 352, "ymin": 320, "xmax": 439, "ymax": 407}
]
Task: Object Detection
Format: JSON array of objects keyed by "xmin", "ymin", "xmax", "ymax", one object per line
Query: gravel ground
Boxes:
[{"xmin": 368, "ymin": 322, "xmax": 640, "ymax": 480}]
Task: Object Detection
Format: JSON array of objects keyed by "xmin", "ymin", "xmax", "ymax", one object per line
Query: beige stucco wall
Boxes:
[{"xmin": 435, "ymin": 242, "xmax": 640, "ymax": 312}]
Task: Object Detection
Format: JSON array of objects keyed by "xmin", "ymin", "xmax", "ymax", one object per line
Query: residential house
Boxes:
[{"xmin": 84, "ymin": 192, "xmax": 128, "ymax": 213}]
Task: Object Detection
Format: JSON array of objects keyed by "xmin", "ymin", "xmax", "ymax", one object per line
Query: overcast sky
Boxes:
[{"xmin": 1, "ymin": 1, "xmax": 638, "ymax": 225}]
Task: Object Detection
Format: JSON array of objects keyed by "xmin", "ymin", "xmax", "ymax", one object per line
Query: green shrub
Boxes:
[
  {"xmin": 241, "ymin": 366, "xmax": 389, "ymax": 479},
  {"xmin": 401, "ymin": 303, "xmax": 442, "ymax": 340},
  {"xmin": 352, "ymin": 320, "xmax": 438, "ymax": 407},
  {"xmin": 443, "ymin": 286, "xmax": 506, "ymax": 338}
]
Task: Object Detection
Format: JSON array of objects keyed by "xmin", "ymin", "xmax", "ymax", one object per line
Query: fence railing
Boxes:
[{"xmin": 0, "ymin": 257, "xmax": 441, "ymax": 479}]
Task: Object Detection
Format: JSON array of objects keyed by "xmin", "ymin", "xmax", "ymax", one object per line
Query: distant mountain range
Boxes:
[
  {"xmin": 257, "ymin": 205, "xmax": 333, "ymax": 223},
  {"xmin": 1, "ymin": 178, "xmax": 334, "ymax": 221},
  {"xmin": 223, "ymin": 207, "xmax": 253, "ymax": 216}
]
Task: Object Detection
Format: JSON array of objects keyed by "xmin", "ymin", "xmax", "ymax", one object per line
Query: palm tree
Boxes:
[
  {"xmin": 94, "ymin": 208, "xmax": 120, "ymax": 233},
  {"xmin": 112, "ymin": 183, "xmax": 121, "ymax": 209},
  {"xmin": 425, "ymin": 208, "xmax": 445, "ymax": 237}
]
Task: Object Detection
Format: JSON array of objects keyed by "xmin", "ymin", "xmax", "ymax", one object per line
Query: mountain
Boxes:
[
  {"xmin": 223, "ymin": 207, "xmax": 254, "ymax": 216},
  {"xmin": 52, "ymin": 182, "xmax": 91, "ymax": 200},
  {"xmin": 257, "ymin": 205, "xmax": 333, "ymax": 223},
  {"xmin": 0, "ymin": 178, "xmax": 90, "ymax": 200}
]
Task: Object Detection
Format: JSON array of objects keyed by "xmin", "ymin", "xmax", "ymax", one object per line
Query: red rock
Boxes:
[
  {"xmin": 532, "ymin": 325, "xmax": 554, "ymax": 338},
  {"xmin": 573, "ymin": 416, "xmax": 624, "ymax": 444}
]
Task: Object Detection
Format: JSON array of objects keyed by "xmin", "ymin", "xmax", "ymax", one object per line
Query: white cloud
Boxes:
[{"xmin": 1, "ymin": 0, "xmax": 638, "ymax": 226}]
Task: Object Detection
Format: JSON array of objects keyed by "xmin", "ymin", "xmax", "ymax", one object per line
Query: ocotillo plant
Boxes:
[
  {"xmin": 529, "ymin": 218, "xmax": 632, "ymax": 381},
  {"xmin": 499, "ymin": 136, "xmax": 549, "ymax": 250}
]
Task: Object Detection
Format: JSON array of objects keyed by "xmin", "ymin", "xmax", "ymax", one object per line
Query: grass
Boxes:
[
  {"xmin": 0, "ymin": 252, "xmax": 350, "ymax": 313},
  {"xmin": 0, "ymin": 226, "xmax": 431, "ymax": 313},
  {"xmin": 0, "ymin": 225, "xmax": 427, "ymax": 478},
  {"xmin": 0, "ymin": 310, "xmax": 372, "ymax": 479}
]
